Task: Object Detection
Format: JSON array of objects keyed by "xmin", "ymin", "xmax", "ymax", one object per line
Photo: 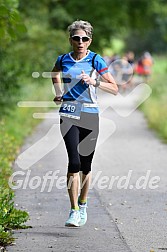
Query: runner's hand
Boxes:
[
  {"xmin": 81, "ymin": 70, "xmax": 96, "ymax": 85},
  {"xmin": 53, "ymin": 96, "xmax": 62, "ymax": 105}
]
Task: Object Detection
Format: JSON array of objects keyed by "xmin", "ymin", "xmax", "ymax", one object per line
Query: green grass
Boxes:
[
  {"xmin": 141, "ymin": 55, "xmax": 167, "ymax": 142},
  {"xmin": 0, "ymin": 78, "xmax": 54, "ymax": 246}
]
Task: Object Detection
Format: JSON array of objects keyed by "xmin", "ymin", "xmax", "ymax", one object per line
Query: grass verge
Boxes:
[
  {"xmin": 141, "ymin": 55, "xmax": 167, "ymax": 143},
  {"xmin": 0, "ymin": 78, "xmax": 54, "ymax": 247}
]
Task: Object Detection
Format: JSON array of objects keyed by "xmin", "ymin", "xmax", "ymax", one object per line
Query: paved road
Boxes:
[{"xmin": 7, "ymin": 86, "xmax": 167, "ymax": 252}]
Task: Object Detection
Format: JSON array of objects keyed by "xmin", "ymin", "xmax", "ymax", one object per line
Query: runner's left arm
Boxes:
[
  {"xmin": 81, "ymin": 54, "xmax": 118, "ymax": 95},
  {"xmin": 98, "ymin": 72, "xmax": 118, "ymax": 95}
]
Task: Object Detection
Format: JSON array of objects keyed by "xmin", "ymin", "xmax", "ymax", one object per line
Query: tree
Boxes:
[
  {"xmin": 48, "ymin": 0, "xmax": 167, "ymax": 53},
  {"xmin": 0, "ymin": 0, "xmax": 27, "ymax": 112},
  {"xmin": 0, "ymin": 0, "xmax": 27, "ymax": 48}
]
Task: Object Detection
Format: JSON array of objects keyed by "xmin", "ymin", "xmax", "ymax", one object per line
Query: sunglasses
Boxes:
[{"xmin": 71, "ymin": 35, "xmax": 90, "ymax": 42}]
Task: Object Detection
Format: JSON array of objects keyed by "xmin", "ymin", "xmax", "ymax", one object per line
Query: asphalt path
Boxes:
[{"xmin": 7, "ymin": 84, "xmax": 167, "ymax": 252}]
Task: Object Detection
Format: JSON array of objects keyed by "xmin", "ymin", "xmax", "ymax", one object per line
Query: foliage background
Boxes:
[{"xmin": 1, "ymin": 0, "xmax": 167, "ymax": 111}]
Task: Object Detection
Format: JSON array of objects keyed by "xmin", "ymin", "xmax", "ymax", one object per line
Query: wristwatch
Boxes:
[{"xmin": 94, "ymin": 79, "xmax": 100, "ymax": 87}]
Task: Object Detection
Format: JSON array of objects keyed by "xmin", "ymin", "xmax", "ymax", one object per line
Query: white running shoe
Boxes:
[
  {"xmin": 79, "ymin": 203, "xmax": 87, "ymax": 226},
  {"xmin": 65, "ymin": 209, "xmax": 81, "ymax": 227}
]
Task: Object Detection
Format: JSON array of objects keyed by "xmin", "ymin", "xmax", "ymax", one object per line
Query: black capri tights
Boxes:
[{"xmin": 60, "ymin": 112, "xmax": 99, "ymax": 175}]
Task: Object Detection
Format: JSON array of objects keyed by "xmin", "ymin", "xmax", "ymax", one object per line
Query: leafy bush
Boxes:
[
  {"xmin": 0, "ymin": 119, "xmax": 30, "ymax": 246},
  {"xmin": 0, "ymin": 189, "xmax": 29, "ymax": 230},
  {"xmin": 0, "ymin": 225, "xmax": 14, "ymax": 247}
]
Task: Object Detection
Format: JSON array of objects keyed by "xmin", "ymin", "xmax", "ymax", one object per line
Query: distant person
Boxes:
[
  {"xmin": 108, "ymin": 53, "xmax": 134, "ymax": 93},
  {"xmin": 142, "ymin": 52, "xmax": 153, "ymax": 82},
  {"xmin": 135, "ymin": 52, "xmax": 153, "ymax": 82},
  {"xmin": 126, "ymin": 51, "xmax": 135, "ymax": 66},
  {"xmin": 51, "ymin": 20, "xmax": 118, "ymax": 227},
  {"xmin": 124, "ymin": 51, "xmax": 135, "ymax": 90},
  {"xmin": 121, "ymin": 53, "xmax": 134, "ymax": 92}
]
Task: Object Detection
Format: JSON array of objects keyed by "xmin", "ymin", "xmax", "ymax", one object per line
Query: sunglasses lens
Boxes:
[
  {"xmin": 72, "ymin": 36, "xmax": 80, "ymax": 41},
  {"xmin": 82, "ymin": 37, "xmax": 89, "ymax": 42},
  {"xmin": 72, "ymin": 36, "xmax": 89, "ymax": 42}
]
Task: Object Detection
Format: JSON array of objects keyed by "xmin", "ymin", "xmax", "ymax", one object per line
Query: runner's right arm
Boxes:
[{"xmin": 51, "ymin": 65, "xmax": 63, "ymax": 104}]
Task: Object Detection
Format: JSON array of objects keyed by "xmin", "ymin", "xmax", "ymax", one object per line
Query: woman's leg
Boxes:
[
  {"xmin": 79, "ymin": 172, "xmax": 91, "ymax": 202},
  {"xmin": 60, "ymin": 113, "xmax": 99, "ymax": 226},
  {"xmin": 60, "ymin": 118, "xmax": 81, "ymax": 210},
  {"xmin": 67, "ymin": 172, "xmax": 80, "ymax": 209},
  {"xmin": 78, "ymin": 113, "xmax": 99, "ymax": 202},
  {"xmin": 76, "ymin": 113, "xmax": 99, "ymax": 226}
]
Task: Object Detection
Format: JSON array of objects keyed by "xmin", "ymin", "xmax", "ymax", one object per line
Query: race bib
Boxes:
[{"xmin": 59, "ymin": 101, "xmax": 82, "ymax": 120}]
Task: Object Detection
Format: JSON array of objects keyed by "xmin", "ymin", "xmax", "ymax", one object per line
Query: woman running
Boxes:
[{"xmin": 51, "ymin": 20, "xmax": 118, "ymax": 227}]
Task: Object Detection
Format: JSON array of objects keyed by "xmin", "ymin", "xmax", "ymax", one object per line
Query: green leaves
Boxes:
[
  {"xmin": 0, "ymin": 187, "xmax": 29, "ymax": 245},
  {"xmin": 0, "ymin": 5, "xmax": 8, "ymax": 17},
  {"xmin": 0, "ymin": 3, "xmax": 27, "ymax": 48},
  {"xmin": 0, "ymin": 225, "xmax": 14, "ymax": 246}
]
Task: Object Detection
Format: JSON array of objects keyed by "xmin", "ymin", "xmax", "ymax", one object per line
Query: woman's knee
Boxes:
[
  {"xmin": 80, "ymin": 162, "xmax": 92, "ymax": 175},
  {"xmin": 68, "ymin": 162, "xmax": 81, "ymax": 173}
]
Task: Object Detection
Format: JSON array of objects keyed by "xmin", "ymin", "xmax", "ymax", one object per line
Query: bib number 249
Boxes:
[{"xmin": 62, "ymin": 103, "xmax": 76, "ymax": 113}]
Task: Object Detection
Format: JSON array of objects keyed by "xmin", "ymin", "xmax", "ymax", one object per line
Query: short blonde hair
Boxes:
[{"xmin": 68, "ymin": 20, "xmax": 93, "ymax": 38}]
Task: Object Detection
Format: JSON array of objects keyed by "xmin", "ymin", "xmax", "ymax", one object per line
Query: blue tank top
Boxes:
[{"xmin": 55, "ymin": 50, "xmax": 108, "ymax": 113}]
